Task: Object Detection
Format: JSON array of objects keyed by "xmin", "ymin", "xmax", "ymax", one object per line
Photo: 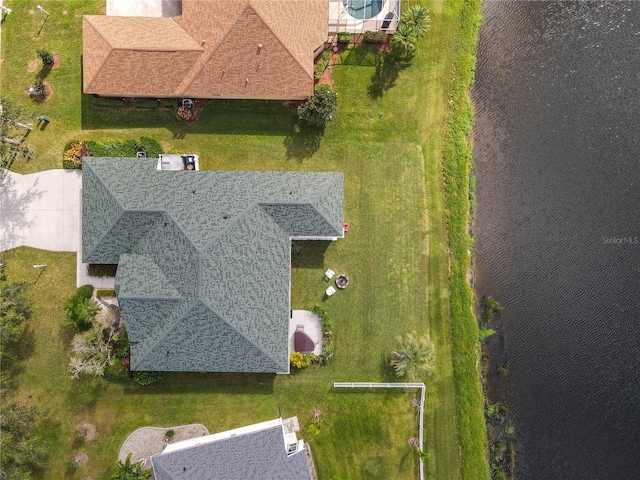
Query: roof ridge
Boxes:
[
  {"xmin": 309, "ymin": 175, "xmax": 345, "ymax": 235},
  {"xmin": 249, "ymin": 2, "xmax": 313, "ymax": 79},
  {"xmin": 83, "ymin": 17, "xmax": 117, "ymax": 92},
  {"xmin": 259, "ymin": 201, "xmax": 342, "ymax": 237},
  {"xmin": 172, "ymin": 9, "xmax": 227, "ymax": 94},
  {"xmin": 198, "ymin": 296, "xmax": 285, "ymax": 370},
  {"xmin": 132, "ymin": 299, "xmax": 196, "ymax": 370},
  {"xmin": 134, "ymin": 297, "xmax": 284, "ymax": 372},
  {"xmin": 83, "ymin": 162, "xmax": 127, "ymax": 259}
]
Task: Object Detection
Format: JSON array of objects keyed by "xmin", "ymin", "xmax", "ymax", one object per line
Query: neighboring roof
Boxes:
[
  {"xmin": 82, "ymin": 158, "xmax": 343, "ymax": 373},
  {"xmin": 83, "ymin": 0, "xmax": 328, "ymax": 99},
  {"xmin": 151, "ymin": 418, "xmax": 312, "ymax": 480}
]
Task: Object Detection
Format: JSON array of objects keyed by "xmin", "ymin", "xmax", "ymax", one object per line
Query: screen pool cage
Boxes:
[{"xmin": 328, "ymin": 0, "xmax": 400, "ymax": 34}]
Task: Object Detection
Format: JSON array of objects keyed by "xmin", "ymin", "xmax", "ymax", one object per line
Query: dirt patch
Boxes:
[
  {"xmin": 51, "ymin": 53, "xmax": 61, "ymax": 69},
  {"xmin": 27, "ymin": 59, "xmax": 40, "ymax": 73},
  {"xmin": 77, "ymin": 422, "xmax": 96, "ymax": 441},
  {"xmin": 75, "ymin": 452, "xmax": 89, "ymax": 465}
]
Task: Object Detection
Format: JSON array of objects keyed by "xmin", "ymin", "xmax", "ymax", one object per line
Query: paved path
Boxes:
[{"xmin": 0, "ymin": 169, "xmax": 82, "ymax": 252}]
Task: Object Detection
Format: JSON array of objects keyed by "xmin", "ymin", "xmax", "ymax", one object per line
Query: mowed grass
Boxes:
[{"xmin": 1, "ymin": 1, "xmax": 488, "ymax": 479}]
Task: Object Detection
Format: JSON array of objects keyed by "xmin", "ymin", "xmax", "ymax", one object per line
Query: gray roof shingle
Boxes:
[
  {"xmin": 82, "ymin": 158, "xmax": 343, "ymax": 373},
  {"xmin": 151, "ymin": 422, "xmax": 312, "ymax": 480}
]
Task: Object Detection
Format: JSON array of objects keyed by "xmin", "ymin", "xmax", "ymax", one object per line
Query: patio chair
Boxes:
[
  {"xmin": 326, "ymin": 286, "xmax": 336, "ymax": 297},
  {"xmin": 324, "ymin": 268, "xmax": 335, "ymax": 280}
]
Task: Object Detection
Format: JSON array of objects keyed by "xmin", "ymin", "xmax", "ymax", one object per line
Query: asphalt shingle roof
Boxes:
[
  {"xmin": 82, "ymin": 158, "xmax": 343, "ymax": 373},
  {"xmin": 83, "ymin": 0, "xmax": 328, "ymax": 99},
  {"xmin": 151, "ymin": 422, "xmax": 312, "ymax": 480}
]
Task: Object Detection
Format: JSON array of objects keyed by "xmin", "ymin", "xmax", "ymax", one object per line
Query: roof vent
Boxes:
[
  {"xmin": 258, "ymin": 43, "xmax": 263, "ymax": 50},
  {"xmin": 201, "ymin": 40, "xmax": 206, "ymax": 46}
]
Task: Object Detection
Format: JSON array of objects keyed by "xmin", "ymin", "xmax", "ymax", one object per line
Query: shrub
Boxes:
[
  {"xmin": 73, "ymin": 429, "xmax": 87, "ymax": 447},
  {"xmin": 290, "ymin": 352, "xmax": 314, "ymax": 369},
  {"xmin": 297, "ymin": 84, "xmax": 337, "ymax": 127},
  {"xmin": 111, "ymin": 325, "xmax": 130, "ymax": 360},
  {"xmin": 310, "ymin": 306, "xmax": 334, "ymax": 364},
  {"xmin": 133, "ymin": 371, "xmax": 165, "ymax": 386},
  {"xmin": 75, "ymin": 284, "xmax": 94, "ymax": 301},
  {"xmin": 363, "ymin": 31, "xmax": 387, "ymax": 44},
  {"xmin": 66, "ymin": 459, "xmax": 79, "ymax": 475},
  {"xmin": 63, "ymin": 142, "xmax": 89, "ymax": 169},
  {"xmin": 62, "ymin": 296, "xmax": 100, "ymax": 331},
  {"xmin": 337, "ymin": 32, "xmax": 351, "ymax": 44},
  {"xmin": 164, "ymin": 429, "xmax": 175, "ymax": 442},
  {"xmin": 137, "ymin": 136, "xmax": 163, "ymax": 158},
  {"xmin": 37, "ymin": 49, "xmax": 54, "ymax": 66},
  {"xmin": 87, "ymin": 264, "xmax": 118, "ymax": 277},
  {"xmin": 31, "ymin": 79, "xmax": 46, "ymax": 98},
  {"xmin": 85, "ymin": 138, "xmax": 137, "ymax": 157},
  {"xmin": 481, "ymin": 295, "xmax": 503, "ymax": 322},
  {"xmin": 96, "ymin": 289, "xmax": 116, "ymax": 298},
  {"xmin": 314, "ymin": 50, "xmax": 332, "ymax": 80}
]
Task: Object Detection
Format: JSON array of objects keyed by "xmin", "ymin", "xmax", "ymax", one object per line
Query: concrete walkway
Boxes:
[{"xmin": 0, "ymin": 169, "xmax": 82, "ymax": 252}]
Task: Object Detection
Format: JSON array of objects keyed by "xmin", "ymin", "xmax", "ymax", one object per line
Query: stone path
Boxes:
[{"xmin": 118, "ymin": 424, "xmax": 209, "ymax": 470}]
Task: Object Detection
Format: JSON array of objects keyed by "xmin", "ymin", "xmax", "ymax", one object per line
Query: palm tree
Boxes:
[
  {"xmin": 390, "ymin": 331, "xmax": 435, "ymax": 380},
  {"xmin": 402, "ymin": 5, "xmax": 431, "ymax": 38},
  {"xmin": 111, "ymin": 453, "xmax": 152, "ymax": 480},
  {"xmin": 391, "ymin": 23, "xmax": 418, "ymax": 58},
  {"xmin": 62, "ymin": 296, "xmax": 99, "ymax": 330}
]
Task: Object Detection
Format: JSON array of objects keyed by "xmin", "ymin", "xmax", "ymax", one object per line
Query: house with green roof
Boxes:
[{"xmin": 81, "ymin": 158, "xmax": 344, "ymax": 374}]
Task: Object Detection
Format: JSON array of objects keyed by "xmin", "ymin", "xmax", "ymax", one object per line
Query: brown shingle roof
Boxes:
[{"xmin": 83, "ymin": 0, "xmax": 328, "ymax": 100}]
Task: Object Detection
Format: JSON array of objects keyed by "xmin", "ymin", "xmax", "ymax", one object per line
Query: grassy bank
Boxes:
[
  {"xmin": 1, "ymin": 0, "xmax": 488, "ymax": 478},
  {"xmin": 439, "ymin": 1, "xmax": 490, "ymax": 479}
]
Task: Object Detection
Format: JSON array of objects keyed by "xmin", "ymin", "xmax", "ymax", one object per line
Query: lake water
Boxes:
[{"xmin": 472, "ymin": 1, "xmax": 640, "ymax": 478}]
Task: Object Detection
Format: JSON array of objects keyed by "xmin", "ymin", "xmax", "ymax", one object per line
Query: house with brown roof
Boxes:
[{"xmin": 83, "ymin": 0, "xmax": 328, "ymax": 100}]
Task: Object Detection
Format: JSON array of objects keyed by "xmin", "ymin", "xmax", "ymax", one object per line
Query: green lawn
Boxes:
[{"xmin": 1, "ymin": 1, "xmax": 488, "ymax": 479}]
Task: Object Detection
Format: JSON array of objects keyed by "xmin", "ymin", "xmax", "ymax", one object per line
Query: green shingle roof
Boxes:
[{"xmin": 82, "ymin": 158, "xmax": 343, "ymax": 373}]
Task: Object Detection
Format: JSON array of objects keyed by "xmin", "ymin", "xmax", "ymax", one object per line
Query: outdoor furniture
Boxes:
[
  {"xmin": 326, "ymin": 286, "xmax": 336, "ymax": 297},
  {"xmin": 324, "ymin": 268, "xmax": 335, "ymax": 280}
]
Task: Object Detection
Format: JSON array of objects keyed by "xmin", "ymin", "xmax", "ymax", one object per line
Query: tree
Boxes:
[
  {"xmin": 36, "ymin": 49, "xmax": 54, "ymax": 66},
  {"xmin": 0, "ymin": 402, "xmax": 48, "ymax": 479},
  {"xmin": 31, "ymin": 80, "xmax": 46, "ymax": 98},
  {"xmin": 402, "ymin": 5, "xmax": 431, "ymax": 38},
  {"xmin": 0, "ymin": 272, "xmax": 32, "ymax": 363},
  {"xmin": 62, "ymin": 295, "xmax": 100, "ymax": 331},
  {"xmin": 111, "ymin": 453, "xmax": 152, "ymax": 480},
  {"xmin": 297, "ymin": 84, "xmax": 337, "ymax": 127},
  {"xmin": 390, "ymin": 331, "xmax": 435, "ymax": 380},
  {"xmin": 391, "ymin": 23, "xmax": 418, "ymax": 58},
  {"xmin": 68, "ymin": 321, "xmax": 116, "ymax": 379},
  {"xmin": 0, "ymin": 96, "xmax": 34, "ymax": 167}
]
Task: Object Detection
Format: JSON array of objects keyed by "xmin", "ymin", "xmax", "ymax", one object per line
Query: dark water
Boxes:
[{"xmin": 472, "ymin": 1, "xmax": 640, "ymax": 478}]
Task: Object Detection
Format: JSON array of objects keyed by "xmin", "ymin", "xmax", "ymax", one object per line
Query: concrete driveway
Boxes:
[{"xmin": 0, "ymin": 169, "xmax": 82, "ymax": 252}]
